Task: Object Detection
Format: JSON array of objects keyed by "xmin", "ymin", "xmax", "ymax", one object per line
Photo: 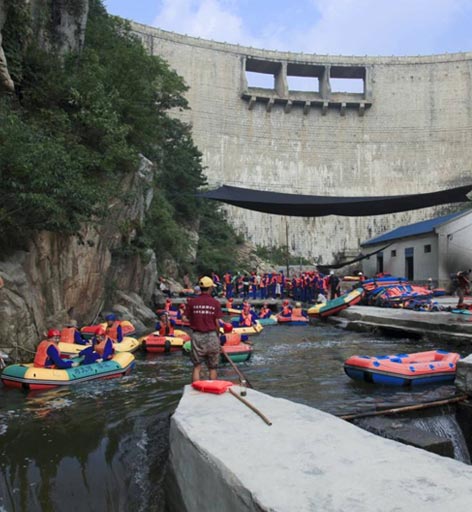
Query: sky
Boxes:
[{"xmin": 103, "ymin": 0, "xmax": 472, "ymax": 57}]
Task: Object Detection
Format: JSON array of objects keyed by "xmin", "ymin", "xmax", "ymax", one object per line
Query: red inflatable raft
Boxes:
[{"xmin": 344, "ymin": 350, "xmax": 460, "ymax": 386}]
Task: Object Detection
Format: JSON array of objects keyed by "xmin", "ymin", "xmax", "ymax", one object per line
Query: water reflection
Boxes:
[{"xmin": 0, "ymin": 323, "xmax": 468, "ymax": 511}]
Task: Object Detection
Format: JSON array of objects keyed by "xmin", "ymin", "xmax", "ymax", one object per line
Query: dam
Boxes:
[{"xmin": 131, "ymin": 22, "xmax": 472, "ymax": 263}]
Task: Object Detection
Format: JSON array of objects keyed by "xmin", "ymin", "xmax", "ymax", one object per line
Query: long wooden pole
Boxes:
[
  {"xmin": 228, "ymin": 387, "xmax": 272, "ymax": 426},
  {"xmin": 339, "ymin": 394, "xmax": 468, "ymax": 421},
  {"xmin": 221, "ymin": 348, "xmax": 254, "ymax": 389}
]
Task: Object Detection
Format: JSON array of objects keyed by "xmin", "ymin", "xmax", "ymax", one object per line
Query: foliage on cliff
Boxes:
[{"xmin": 0, "ymin": 0, "xmax": 244, "ymax": 274}]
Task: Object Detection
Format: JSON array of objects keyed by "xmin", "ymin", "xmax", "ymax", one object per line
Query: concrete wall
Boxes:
[
  {"xmin": 131, "ymin": 22, "xmax": 472, "ymax": 263},
  {"xmin": 168, "ymin": 385, "xmax": 472, "ymax": 512}
]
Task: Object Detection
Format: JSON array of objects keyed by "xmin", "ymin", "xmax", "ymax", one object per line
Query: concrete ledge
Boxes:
[
  {"xmin": 335, "ymin": 306, "xmax": 472, "ymax": 343},
  {"xmin": 168, "ymin": 386, "xmax": 472, "ymax": 512},
  {"xmin": 456, "ymin": 354, "xmax": 472, "ymax": 394}
]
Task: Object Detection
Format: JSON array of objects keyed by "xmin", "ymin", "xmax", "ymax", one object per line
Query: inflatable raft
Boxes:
[
  {"xmin": 276, "ymin": 314, "xmax": 309, "ymax": 325},
  {"xmin": 231, "ymin": 322, "xmax": 263, "ymax": 335},
  {"xmin": 80, "ymin": 320, "xmax": 136, "ymax": 340},
  {"xmin": 308, "ymin": 288, "xmax": 364, "ymax": 318},
  {"xmin": 182, "ymin": 340, "xmax": 253, "ymax": 363},
  {"xmin": 1, "ymin": 352, "xmax": 135, "ymax": 391},
  {"xmin": 258, "ymin": 315, "xmax": 278, "ymax": 326},
  {"xmin": 141, "ymin": 329, "xmax": 191, "ymax": 353},
  {"xmin": 344, "ymin": 350, "xmax": 460, "ymax": 386},
  {"xmin": 58, "ymin": 336, "xmax": 141, "ymax": 357}
]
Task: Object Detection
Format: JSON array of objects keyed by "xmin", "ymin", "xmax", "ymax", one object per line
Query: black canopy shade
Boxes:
[{"xmin": 199, "ymin": 184, "xmax": 472, "ymax": 217}]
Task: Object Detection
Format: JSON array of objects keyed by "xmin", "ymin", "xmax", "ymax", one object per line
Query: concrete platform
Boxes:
[
  {"xmin": 333, "ymin": 303, "xmax": 472, "ymax": 343},
  {"xmin": 168, "ymin": 385, "xmax": 472, "ymax": 512}
]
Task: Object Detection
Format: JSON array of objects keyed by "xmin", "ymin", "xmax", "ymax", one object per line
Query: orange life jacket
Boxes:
[
  {"xmin": 60, "ymin": 327, "xmax": 75, "ymax": 344},
  {"xmin": 282, "ymin": 305, "xmax": 292, "ymax": 316},
  {"xmin": 106, "ymin": 321, "xmax": 121, "ymax": 341},
  {"xmin": 95, "ymin": 338, "xmax": 112, "ymax": 357},
  {"xmin": 33, "ymin": 340, "xmax": 55, "ymax": 368},
  {"xmin": 225, "ymin": 301, "xmax": 233, "ymax": 309},
  {"xmin": 240, "ymin": 311, "xmax": 252, "ymax": 327},
  {"xmin": 259, "ymin": 307, "xmax": 270, "ymax": 318},
  {"xmin": 159, "ymin": 323, "xmax": 174, "ymax": 336},
  {"xmin": 292, "ymin": 307, "xmax": 303, "ymax": 316}
]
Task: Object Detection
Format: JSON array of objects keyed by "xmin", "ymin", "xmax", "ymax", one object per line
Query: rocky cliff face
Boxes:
[
  {"xmin": 0, "ymin": 156, "xmax": 160, "ymax": 358},
  {"xmin": 30, "ymin": 0, "xmax": 89, "ymax": 54},
  {"xmin": 0, "ymin": 0, "xmax": 14, "ymax": 92}
]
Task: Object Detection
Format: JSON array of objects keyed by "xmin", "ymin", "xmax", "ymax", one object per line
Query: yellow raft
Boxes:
[
  {"xmin": 58, "ymin": 336, "xmax": 142, "ymax": 357},
  {"xmin": 1, "ymin": 352, "xmax": 135, "ymax": 390}
]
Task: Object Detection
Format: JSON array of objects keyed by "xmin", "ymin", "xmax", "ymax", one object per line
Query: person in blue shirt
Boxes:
[
  {"xmin": 33, "ymin": 330, "xmax": 79, "ymax": 369},
  {"xmin": 79, "ymin": 326, "xmax": 114, "ymax": 365},
  {"xmin": 105, "ymin": 314, "xmax": 123, "ymax": 343},
  {"xmin": 61, "ymin": 320, "xmax": 87, "ymax": 345}
]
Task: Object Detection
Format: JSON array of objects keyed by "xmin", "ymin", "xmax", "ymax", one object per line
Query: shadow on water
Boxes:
[{"xmin": 0, "ymin": 322, "xmax": 470, "ymax": 510}]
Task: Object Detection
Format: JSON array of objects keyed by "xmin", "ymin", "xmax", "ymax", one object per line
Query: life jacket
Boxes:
[
  {"xmin": 259, "ymin": 307, "xmax": 270, "ymax": 318},
  {"xmin": 60, "ymin": 327, "xmax": 75, "ymax": 344},
  {"xmin": 94, "ymin": 337, "xmax": 112, "ymax": 357},
  {"xmin": 292, "ymin": 307, "xmax": 303, "ymax": 316},
  {"xmin": 164, "ymin": 303, "xmax": 172, "ymax": 311},
  {"xmin": 282, "ymin": 305, "xmax": 292, "ymax": 316},
  {"xmin": 240, "ymin": 311, "xmax": 252, "ymax": 327},
  {"xmin": 33, "ymin": 340, "xmax": 55, "ymax": 368},
  {"xmin": 106, "ymin": 321, "xmax": 122, "ymax": 341},
  {"xmin": 159, "ymin": 323, "xmax": 174, "ymax": 336},
  {"xmin": 225, "ymin": 300, "xmax": 233, "ymax": 309}
]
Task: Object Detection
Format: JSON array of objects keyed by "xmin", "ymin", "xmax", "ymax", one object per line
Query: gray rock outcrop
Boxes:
[
  {"xmin": 0, "ymin": 0, "xmax": 14, "ymax": 92},
  {"xmin": 0, "ymin": 156, "xmax": 159, "ymax": 357}
]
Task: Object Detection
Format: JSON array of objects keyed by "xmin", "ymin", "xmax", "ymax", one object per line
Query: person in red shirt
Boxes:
[{"xmin": 186, "ymin": 276, "xmax": 223, "ymax": 382}]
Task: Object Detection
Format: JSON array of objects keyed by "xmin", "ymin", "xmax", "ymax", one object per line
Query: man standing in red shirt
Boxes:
[{"xmin": 186, "ymin": 276, "xmax": 223, "ymax": 382}]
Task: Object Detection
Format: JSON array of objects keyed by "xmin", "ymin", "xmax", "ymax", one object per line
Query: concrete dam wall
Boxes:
[{"xmin": 132, "ymin": 22, "xmax": 472, "ymax": 264}]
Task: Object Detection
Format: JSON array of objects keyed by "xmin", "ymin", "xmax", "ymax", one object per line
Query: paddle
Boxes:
[{"xmin": 220, "ymin": 347, "xmax": 254, "ymax": 389}]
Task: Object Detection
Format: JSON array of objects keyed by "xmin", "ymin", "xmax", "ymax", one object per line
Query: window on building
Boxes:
[
  {"xmin": 424, "ymin": 244, "xmax": 431, "ymax": 253},
  {"xmin": 391, "ymin": 250, "xmax": 396, "ymax": 257}
]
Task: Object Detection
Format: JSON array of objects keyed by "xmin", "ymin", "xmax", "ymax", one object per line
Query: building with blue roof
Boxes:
[{"xmin": 361, "ymin": 209, "xmax": 472, "ymax": 287}]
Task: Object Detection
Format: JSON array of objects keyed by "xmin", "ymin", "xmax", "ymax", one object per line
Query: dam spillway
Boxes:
[{"xmin": 131, "ymin": 22, "xmax": 472, "ymax": 263}]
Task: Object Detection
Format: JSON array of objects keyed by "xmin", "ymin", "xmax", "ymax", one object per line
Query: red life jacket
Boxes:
[
  {"xmin": 106, "ymin": 321, "xmax": 122, "ymax": 341},
  {"xmin": 33, "ymin": 340, "xmax": 55, "ymax": 368},
  {"xmin": 292, "ymin": 307, "xmax": 303, "ymax": 316},
  {"xmin": 60, "ymin": 327, "xmax": 76, "ymax": 343},
  {"xmin": 159, "ymin": 323, "xmax": 174, "ymax": 336},
  {"xmin": 225, "ymin": 300, "xmax": 233, "ymax": 309}
]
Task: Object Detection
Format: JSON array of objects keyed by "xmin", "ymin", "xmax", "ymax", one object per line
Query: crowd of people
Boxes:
[{"xmin": 200, "ymin": 269, "xmax": 360, "ymax": 302}]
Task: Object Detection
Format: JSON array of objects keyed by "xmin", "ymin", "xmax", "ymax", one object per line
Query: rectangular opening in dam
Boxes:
[
  {"xmin": 287, "ymin": 76, "xmax": 319, "ymax": 92},
  {"xmin": 286, "ymin": 62, "xmax": 322, "ymax": 92},
  {"xmin": 330, "ymin": 65, "xmax": 365, "ymax": 94},
  {"xmin": 245, "ymin": 71, "xmax": 274, "ymax": 89},
  {"xmin": 245, "ymin": 58, "xmax": 279, "ymax": 90}
]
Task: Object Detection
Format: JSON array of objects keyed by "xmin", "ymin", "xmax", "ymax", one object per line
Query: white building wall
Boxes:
[
  {"xmin": 436, "ymin": 211, "xmax": 472, "ymax": 282},
  {"xmin": 362, "ymin": 233, "xmax": 438, "ymax": 282}
]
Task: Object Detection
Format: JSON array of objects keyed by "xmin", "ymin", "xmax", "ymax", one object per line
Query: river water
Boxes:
[{"xmin": 0, "ymin": 323, "xmax": 466, "ymax": 511}]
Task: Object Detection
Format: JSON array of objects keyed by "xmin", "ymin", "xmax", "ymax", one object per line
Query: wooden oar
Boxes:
[
  {"xmin": 221, "ymin": 348, "xmax": 254, "ymax": 389},
  {"xmin": 339, "ymin": 394, "xmax": 468, "ymax": 421},
  {"xmin": 228, "ymin": 387, "xmax": 272, "ymax": 426}
]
